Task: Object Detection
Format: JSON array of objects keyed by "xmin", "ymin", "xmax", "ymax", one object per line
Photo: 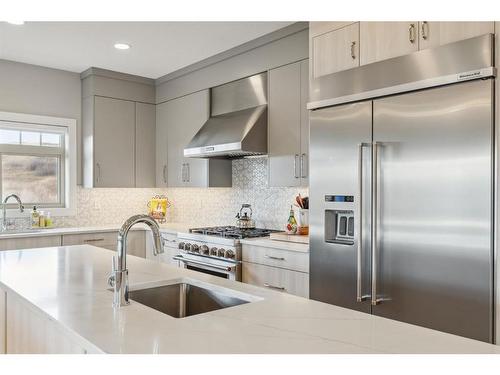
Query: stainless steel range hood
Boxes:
[{"xmin": 184, "ymin": 72, "xmax": 268, "ymax": 158}]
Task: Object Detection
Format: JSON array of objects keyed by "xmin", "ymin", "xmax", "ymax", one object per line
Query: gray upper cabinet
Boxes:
[
  {"xmin": 93, "ymin": 96, "xmax": 135, "ymax": 187},
  {"xmin": 156, "ymin": 90, "xmax": 231, "ymax": 188},
  {"xmin": 269, "ymin": 59, "xmax": 309, "ymax": 187},
  {"xmin": 135, "ymin": 102, "xmax": 156, "ymax": 187},
  {"xmin": 156, "ymin": 102, "xmax": 169, "ymax": 187},
  {"xmin": 82, "ymin": 69, "xmax": 156, "ymax": 188},
  {"xmin": 299, "ymin": 59, "xmax": 309, "ymax": 185}
]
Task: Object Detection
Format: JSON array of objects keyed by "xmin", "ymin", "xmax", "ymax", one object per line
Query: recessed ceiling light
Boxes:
[
  {"xmin": 6, "ymin": 21, "xmax": 25, "ymax": 25},
  {"xmin": 114, "ymin": 43, "xmax": 130, "ymax": 50}
]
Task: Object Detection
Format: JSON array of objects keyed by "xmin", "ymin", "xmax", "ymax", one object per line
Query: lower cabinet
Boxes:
[
  {"xmin": 62, "ymin": 230, "xmax": 146, "ymax": 258},
  {"xmin": 2, "ymin": 289, "xmax": 99, "ymax": 354},
  {"xmin": 242, "ymin": 262, "xmax": 309, "ymax": 298},
  {"xmin": 0, "ymin": 288, "xmax": 5, "ymax": 354},
  {"xmin": 241, "ymin": 244, "xmax": 309, "ymax": 298},
  {"xmin": 0, "ymin": 235, "xmax": 62, "ymax": 251}
]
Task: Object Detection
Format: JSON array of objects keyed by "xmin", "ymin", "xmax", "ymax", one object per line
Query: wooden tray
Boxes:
[{"xmin": 270, "ymin": 232, "xmax": 309, "ymax": 244}]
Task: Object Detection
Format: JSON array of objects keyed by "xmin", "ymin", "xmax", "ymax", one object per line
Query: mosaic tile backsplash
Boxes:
[{"xmin": 53, "ymin": 158, "xmax": 308, "ymax": 230}]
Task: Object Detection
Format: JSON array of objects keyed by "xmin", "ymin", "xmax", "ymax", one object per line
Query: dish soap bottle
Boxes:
[
  {"xmin": 31, "ymin": 206, "xmax": 39, "ymax": 228},
  {"xmin": 286, "ymin": 205, "xmax": 298, "ymax": 234}
]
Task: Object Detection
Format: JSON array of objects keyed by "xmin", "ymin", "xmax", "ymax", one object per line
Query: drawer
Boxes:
[
  {"xmin": 242, "ymin": 262, "xmax": 309, "ymax": 298},
  {"xmin": 62, "ymin": 230, "xmax": 146, "ymax": 258},
  {"xmin": 241, "ymin": 244, "xmax": 309, "ymax": 273},
  {"xmin": 62, "ymin": 231, "xmax": 118, "ymax": 247}
]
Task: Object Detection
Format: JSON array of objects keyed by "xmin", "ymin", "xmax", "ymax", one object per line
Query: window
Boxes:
[{"xmin": 0, "ymin": 112, "xmax": 76, "ymax": 215}]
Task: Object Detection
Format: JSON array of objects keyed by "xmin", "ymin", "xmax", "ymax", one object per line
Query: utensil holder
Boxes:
[{"xmin": 298, "ymin": 208, "xmax": 309, "ymax": 235}]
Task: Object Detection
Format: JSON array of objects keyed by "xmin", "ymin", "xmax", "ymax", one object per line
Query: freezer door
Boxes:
[
  {"xmin": 372, "ymin": 79, "xmax": 494, "ymax": 342},
  {"xmin": 309, "ymin": 102, "xmax": 372, "ymax": 313}
]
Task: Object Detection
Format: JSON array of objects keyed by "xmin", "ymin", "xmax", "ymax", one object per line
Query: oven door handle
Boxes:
[{"xmin": 173, "ymin": 256, "xmax": 236, "ymax": 272}]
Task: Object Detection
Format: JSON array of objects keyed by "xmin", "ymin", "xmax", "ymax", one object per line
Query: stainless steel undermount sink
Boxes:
[{"xmin": 128, "ymin": 280, "xmax": 259, "ymax": 318}]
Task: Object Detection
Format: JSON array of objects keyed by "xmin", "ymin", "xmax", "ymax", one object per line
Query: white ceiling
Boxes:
[{"xmin": 0, "ymin": 22, "xmax": 293, "ymax": 79}]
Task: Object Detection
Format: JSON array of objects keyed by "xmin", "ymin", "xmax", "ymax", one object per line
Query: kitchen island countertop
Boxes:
[{"xmin": 0, "ymin": 245, "xmax": 499, "ymax": 354}]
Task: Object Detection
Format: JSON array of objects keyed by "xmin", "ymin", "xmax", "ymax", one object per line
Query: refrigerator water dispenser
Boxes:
[{"xmin": 325, "ymin": 210, "xmax": 354, "ymax": 245}]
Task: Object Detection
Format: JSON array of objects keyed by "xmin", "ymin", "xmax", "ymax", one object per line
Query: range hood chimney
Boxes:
[{"xmin": 184, "ymin": 72, "xmax": 268, "ymax": 159}]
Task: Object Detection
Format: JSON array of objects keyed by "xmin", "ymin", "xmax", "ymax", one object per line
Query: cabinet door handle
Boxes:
[
  {"xmin": 421, "ymin": 21, "xmax": 429, "ymax": 40},
  {"xmin": 350, "ymin": 41, "xmax": 356, "ymax": 60},
  {"xmin": 186, "ymin": 163, "xmax": 190, "ymax": 183},
  {"xmin": 294, "ymin": 154, "xmax": 299, "ymax": 178},
  {"xmin": 408, "ymin": 23, "xmax": 416, "ymax": 44},
  {"xmin": 300, "ymin": 153, "xmax": 307, "ymax": 178},
  {"xmin": 264, "ymin": 283, "xmax": 286, "ymax": 291},
  {"xmin": 265, "ymin": 255, "xmax": 286, "ymax": 261},
  {"xmin": 96, "ymin": 163, "xmax": 101, "ymax": 184},
  {"xmin": 181, "ymin": 163, "xmax": 186, "ymax": 182},
  {"xmin": 162, "ymin": 165, "xmax": 167, "ymax": 184}
]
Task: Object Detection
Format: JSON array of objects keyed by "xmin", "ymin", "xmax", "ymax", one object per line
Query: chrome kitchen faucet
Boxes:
[
  {"xmin": 108, "ymin": 214, "xmax": 164, "ymax": 308},
  {"xmin": 1, "ymin": 194, "xmax": 25, "ymax": 232}
]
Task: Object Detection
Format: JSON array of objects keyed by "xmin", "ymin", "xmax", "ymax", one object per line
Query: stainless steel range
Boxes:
[{"xmin": 175, "ymin": 226, "xmax": 278, "ymax": 281}]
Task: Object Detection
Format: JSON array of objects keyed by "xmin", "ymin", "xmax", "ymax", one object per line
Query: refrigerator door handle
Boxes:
[
  {"xmin": 371, "ymin": 141, "xmax": 380, "ymax": 306},
  {"xmin": 357, "ymin": 143, "xmax": 370, "ymax": 302}
]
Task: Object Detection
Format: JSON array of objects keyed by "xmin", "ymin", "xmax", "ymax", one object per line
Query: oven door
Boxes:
[{"xmin": 173, "ymin": 255, "xmax": 240, "ymax": 281}]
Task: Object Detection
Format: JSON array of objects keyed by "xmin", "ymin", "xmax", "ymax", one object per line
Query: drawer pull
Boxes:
[
  {"xmin": 265, "ymin": 255, "xmax": 285, "ymax": 261},
  {"xmin": 264, "ymin": 283, "xmax": 286, "ymax": 291},
  {"xmin": 84, "ymin": 238, "xmax": 105, "ymax": 243}
]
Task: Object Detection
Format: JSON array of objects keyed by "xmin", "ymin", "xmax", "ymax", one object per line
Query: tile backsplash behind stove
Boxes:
[{"xmin": 54, "ymin": 157, "xmax": 308, "ymax": 230}]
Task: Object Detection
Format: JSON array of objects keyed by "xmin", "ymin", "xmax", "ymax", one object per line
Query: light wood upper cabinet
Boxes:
[
  {"xmin": 360, "ymin": 22, "xmax": 419, "ymax": 66},
  {"xmin": 93, "ymin": 96, "xmax": 136, "ymax": 187},
  {"xmin": 419, "ymin": 21, "xmax": 494, "ymax": 50},
  {"xmin": 269, "ymin": 59, "xmax": 309, "ymax": 187},
  {"xmin": 311, "ymin": 22, "xmax": 359, "ymax": 78},
  {"xmin": 310, "ymin": 21, "xmax": 494, "ymax": 77},
  {"xmin": 135, "ymin": 102, "xmax": 156, "ymax": 187}
]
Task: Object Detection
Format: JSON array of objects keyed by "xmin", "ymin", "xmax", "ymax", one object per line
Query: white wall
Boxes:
[{"xmin": 0, "ymin": 59, "xmax": 82, "ymax": 184}]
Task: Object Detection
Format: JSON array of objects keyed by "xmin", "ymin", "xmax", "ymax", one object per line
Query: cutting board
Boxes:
[{"xmin": 270, "ymin": 232, "xmax": 309, "ymax": 244}]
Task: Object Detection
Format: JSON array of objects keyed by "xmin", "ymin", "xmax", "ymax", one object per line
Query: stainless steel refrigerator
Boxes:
[{"xmin": 308, "ymin": 34, "xmax": 495, "ymax": 343}]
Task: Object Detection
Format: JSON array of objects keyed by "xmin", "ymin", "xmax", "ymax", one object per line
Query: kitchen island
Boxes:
[{"xmin": 0, "ymin": 245, "xmax": 499, "ymax": 354}]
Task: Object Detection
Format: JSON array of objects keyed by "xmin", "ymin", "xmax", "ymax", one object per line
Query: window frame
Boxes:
[{"xmin": 0, "ymin": 111, "xmax": 77, "ymax": 217}]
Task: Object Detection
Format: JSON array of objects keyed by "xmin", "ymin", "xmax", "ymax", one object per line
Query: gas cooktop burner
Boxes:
[{"xmin": 189, "ymin": 226, "xmax": 280, "ymax": 239}]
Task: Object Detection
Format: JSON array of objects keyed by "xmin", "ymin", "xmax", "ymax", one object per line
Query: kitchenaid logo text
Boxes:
[{"xmin": 457, "ymin": 71, "xmax": 482, "ymax": 81}]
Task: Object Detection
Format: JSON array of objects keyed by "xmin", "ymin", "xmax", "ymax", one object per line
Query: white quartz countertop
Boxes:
[
  {"xmin": 0, "ymin": 223, "xmax": 309, "ymax": 253},
  {"xmin": 0, "ymin": 245, "xmax": 499, "ymax": 354},
  {"xmin": 0, "ymin": 222, "xmax": 190, "ymax": 239}
]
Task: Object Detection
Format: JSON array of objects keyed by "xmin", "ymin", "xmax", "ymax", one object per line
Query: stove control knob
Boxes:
[
  {"xmin": 200, "ymin": 245, "xmax": 210, "ymax": 255},
  {"xmin": 210, "ymin": 247, "xmax": 218, "ymax": 256},
  {"xmin": 178, "ymin": 242, "xmax": 185, "ymax": 250},
  {"xmin": 184, "ymin": 243, "xmax": 191, "ymax": 251},
  {"xmin": 191, "ymin": 244, "xmax": 200, "ymax": 253},
  {"xmin": 217, "ymin": 248, "xmax": 226, "ymax": 257},
  {"xmin": 225, "ymin": 250, "xmax": 235, "ymax": 259}
]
